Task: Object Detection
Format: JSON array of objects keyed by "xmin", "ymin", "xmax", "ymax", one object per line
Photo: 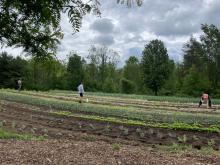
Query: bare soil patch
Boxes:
[{"xmin": 1, "ymin": 139, "xmax": 220, "ymax": 165}]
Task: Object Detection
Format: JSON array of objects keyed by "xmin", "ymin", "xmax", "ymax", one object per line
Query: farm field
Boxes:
[{"xmin": 1, "ymin": 89, "xmax": 220, "ymax": 164}]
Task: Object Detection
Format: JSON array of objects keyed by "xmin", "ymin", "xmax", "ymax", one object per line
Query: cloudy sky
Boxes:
[{"xmin": 2, "ymin": 0, "xmax": 220, "ymax": 66}]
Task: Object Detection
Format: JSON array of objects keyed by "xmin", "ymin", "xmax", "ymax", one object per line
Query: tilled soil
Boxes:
[
  {"xmin": 1, "ymin": 100, "xmax": 220, "ymax": 164},
  {"xmin": 0, "ymin": 100, "xmax": 220, "ymax": 149},
  {"xmin": 1, "ymin": 139, "xmax": 220, "ymax": 165}
]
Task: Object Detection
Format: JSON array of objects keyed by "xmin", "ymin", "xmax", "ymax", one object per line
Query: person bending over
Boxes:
[{"xmin": 198, "ymin": 92, "xmax": 212, "ymax": 108}]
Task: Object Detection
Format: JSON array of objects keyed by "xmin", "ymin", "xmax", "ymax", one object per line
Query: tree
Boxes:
[
  {"xmin": 87, "ymin": 45, "xmax": 119, "ymax": 90},
  {"xmin": 0, "ymin": 51, "xmax": 68, "ymax": 90},
  {"xmin": 0, "ymin": 0, "xmax": 101, "ymax": 58},
  {"xmin": 200, "ymin": 24, "xmax": 220, "ymax": 90},
  {"xmin": 141, "ymin": 39, "xmax": 172, "ymax": 95},
  {"xmin": 0, "ymin": 0, "xmax": 142, "ymax": 58},
  {"xmin": 67, "ymin": 53, "xmax": 84, "ymax": 90},
  {"xmin": 123, "ymin": 56, "xmax": 139, "ymax": 81},
  {"xmin": 160, "ymin": 60, "xmax": 179, "ymax": 95},
  {"xmin": 123, "ymin": 56, "xmax": 142, "ymax": 93},
  {"xmin": 183, "ymin": 37, "xmax": 206, "ymax": 74},
  {"xmin": 102, "ymin": 77, "xmax": 117, "ymax": 93},
  {"xmin": 0, "ymin": 52, "xmax": 28, "ymax": 88},
  {"xmin": 120, "ymin": 78, "xmax": 136, "ymax": 94},
  {"xmin": 182, "ymin": 65, "xmax": 211, "ymax": 96},
  {"xmin": 83, "ymin": 63, "xmax": 99, "ymax": 91}
]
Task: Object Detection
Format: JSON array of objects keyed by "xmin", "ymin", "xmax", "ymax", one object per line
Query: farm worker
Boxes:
[
  {"xmin": 77, "ymin": 82, "xmax": 84, "ymax": 103},
  {"xmin": 17, "ymin": 79, "xmax": 22, "ymax": 92},
  {"xmin": 198, "ymin": 92, "xmax": 212, "ymax": 108}
]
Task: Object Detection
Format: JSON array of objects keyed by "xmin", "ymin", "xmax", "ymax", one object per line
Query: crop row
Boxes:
[
  {"xmin": 1, "ymin": 98, "xmax": 220, "ymax": 133},
  {"xmin": 50, "ymin": 90, "xmax": 220, "ymax": 104},
  {"xmin": 52, "ymin": 111, "xmax": 220, "ymax": 133},
  {"xmin": 1, "ymin": 91, "xmax": 220, "ymax": 127},
  {"xmin": 4, "ymin": 89, "xmax": 220, "ymax": 113}
]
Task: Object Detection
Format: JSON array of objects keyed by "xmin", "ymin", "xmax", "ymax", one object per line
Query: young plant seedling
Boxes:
[
  {"xmin": 89, "ymin": 124, "xmax": 96, "ymax": 130},
  {"xmin": 30, "ymin": 127, "xmax": 37, "ymax": 134},
  {"xmin": 11, "ymin": 121, "xmax": 16, "ymax": 128},
  {"xmin": 104, "ymin": 124, "xmax": 111, "ymax": 132},
  {"xmin": 157, "ymin": 132, "xmax": 164, "ymax": 139},
  {"xmin": 42, "ymin": 128, "xmax": 48, "ymax": 134},
  {"xmin": 208, "ymin": 139, "xmax": 215, "ymax": 147},
  {"xmin": 119, "ymin": 125, "xmax": 129, "ymax": 135},
  {"xmin": 123, "ymin": 127, "xmax": 129, "ymax": 135},
  {"xmin": 119, "ymin": 125, "xmax": 124, "ymax": 131},
  {"xmin": 139, "ymin": 132, "xmax": 145, "ymax": 138},
  {"xmin": 136, "ymin": 128, "xmax": 142, "ymax": 133},
  {"xmin": 21, "ymin": 124, "xmax": 26, "ymax": 130},
  {"xmin": 83, "ymin": 135, "xmax": 96, "ymax": 141},
  {"xmin": 2, "ymin": 120, "xmax": 6, "ymax": 126},
  {"xmin": 78, "ymin": 122, "xmax": 82, "ymax": 129},
  {"xmin": 178, "ymin": 134, "xmax": 187, "ymax": 144},
  {"xmin": 112, "ymin": 143, "xmax": 121, "ymax": 151},
  {"xmin": 192, "ymin": 135, "xmax": 199, "ymax": 141},
  {"xmin": 56, "ymin": 132, "xmax": 63, "ymax": 136},
  {"xmin": 147, "ymin": 128, "xmax": 154, "ymax": 135},
  {"xmin": 168, "ymin": 132, "xmax": 177, "ymax": 138}
]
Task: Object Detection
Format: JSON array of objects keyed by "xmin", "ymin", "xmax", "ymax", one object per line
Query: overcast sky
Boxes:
[{"xmin": 2, "ymin": 0, "xmax": 220, "ymax": 66}]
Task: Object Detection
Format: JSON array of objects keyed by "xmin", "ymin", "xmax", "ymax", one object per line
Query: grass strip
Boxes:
[{"xmin": 0, "ymin": 128, "xmax": 45, "ymax": 140}]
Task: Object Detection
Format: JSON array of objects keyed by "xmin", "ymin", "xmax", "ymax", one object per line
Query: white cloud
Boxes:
[{"xmin": 1, "ymin": 0, "xmax": 220, "ymax": 66}]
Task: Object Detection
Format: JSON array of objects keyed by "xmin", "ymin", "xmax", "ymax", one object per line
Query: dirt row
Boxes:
[
  {"xmin": 0, "ymin": 100, "xmax": 220, "ymax": 150},
  {"xmin": 1, "ymin": 139, "xmax": 220, "ymax": 165}
]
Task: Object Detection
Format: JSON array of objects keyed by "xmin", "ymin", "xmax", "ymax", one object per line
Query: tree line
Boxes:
[{"xmin": 0, "ymin": 24, "xmax": 220, "ymax": 98}]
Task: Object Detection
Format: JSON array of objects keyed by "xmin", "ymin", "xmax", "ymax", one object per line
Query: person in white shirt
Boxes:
[
  {"xmin": 17, "ymin": 79, "xmax": 22, "ymax": 91},
  {"xmin": 77, "ymin": 82, "xmax": 84, "ymax": 103}
]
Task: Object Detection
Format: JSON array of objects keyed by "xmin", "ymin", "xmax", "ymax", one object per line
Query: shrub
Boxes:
[{"xmin": 120, "ymin": 78, "xmax": 136, "ymax": 94}]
